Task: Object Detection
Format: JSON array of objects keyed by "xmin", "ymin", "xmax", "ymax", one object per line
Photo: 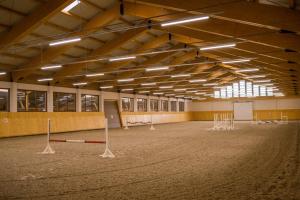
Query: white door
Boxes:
[{"xmin": 234, "ymin": 102, "xmax": 253, "ymax": 120}]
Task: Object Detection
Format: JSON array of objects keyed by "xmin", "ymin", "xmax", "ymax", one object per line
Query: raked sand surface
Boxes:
[{"xmin": 0, "ymin": 121, "xmax": 299, "ymax": 200}]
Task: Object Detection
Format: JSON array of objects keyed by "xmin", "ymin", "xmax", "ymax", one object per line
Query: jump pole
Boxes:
[
  {"xmin": 150, "ymin": 115, "xmax": 155, "ymax": 130},
  {"xmin": 100, "ymin": 118, "xmax": 115, "ymax": 158},
  {"xmin": 41, "ymin": 118, "xmax": 55, "ymax": 154}
]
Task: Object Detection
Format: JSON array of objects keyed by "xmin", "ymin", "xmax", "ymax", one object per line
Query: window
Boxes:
[
  {"xmin": 171, "ymin": 101, "xmax": 177, "ymax": 112},
  {"xmin": 81, "ymin": 94, "xmax": 99, "ymax": 112},
  {"xmin": 137, "ymin": 98, "xmax": 147, "ymax": 112},
  {"xmin": 53, "ymin": 92, "xmax": 76, "ymax": 112},
  {"xmin": 122, "ymin": 97, "xmax": 134, "ymax": 112},
  {"xmin": 150, "ymin": 99, "xmax": 159, "ymax": 112},
  {"xmin": 17, "ymin": 90, "xmax": 47, "ymax": 112},
  {"xmin": 0, "ymin": 89, "xmax": 9, "ymax": 112},
  {"xmin": 161, "ymin": 100, "xmax": 168, "ymax": 112},
  {"xmin": 179, "ymin": 101, "xmax": 185, "ymax": 112}
]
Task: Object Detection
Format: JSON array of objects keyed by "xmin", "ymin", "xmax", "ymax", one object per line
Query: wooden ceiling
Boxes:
[{"xmin": 0, "ymin": 0, "xmax": 299, "ymax": 99}]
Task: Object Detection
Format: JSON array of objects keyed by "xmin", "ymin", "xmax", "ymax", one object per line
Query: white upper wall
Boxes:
[{"xmin": 190, "ymin": 98, "xmax": 300, "ymax": 111}]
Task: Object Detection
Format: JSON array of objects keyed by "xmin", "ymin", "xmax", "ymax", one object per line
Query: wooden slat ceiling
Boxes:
[{"xmin": 0, "ymin": 0, "xmax": 299, "ymax": 99}]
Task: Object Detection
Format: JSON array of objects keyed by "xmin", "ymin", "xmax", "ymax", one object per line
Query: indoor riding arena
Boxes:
[{"xmin": 0, "ymin": 0, "xmax": 299, "ymax": 200}]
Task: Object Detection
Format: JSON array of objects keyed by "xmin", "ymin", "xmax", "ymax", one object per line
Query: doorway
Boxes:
[
  {"xmin": 104, "ymin": 100, "xmax": 121, "ymax": 128},
  {"xmin": 233, "ymin": 102, "xmax": 253, "ymax": 120}
]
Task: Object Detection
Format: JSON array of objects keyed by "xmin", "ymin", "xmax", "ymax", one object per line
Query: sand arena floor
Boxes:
[{"xmin": 0, "ymin": 121, "xmax": 299, "ymax": 200}]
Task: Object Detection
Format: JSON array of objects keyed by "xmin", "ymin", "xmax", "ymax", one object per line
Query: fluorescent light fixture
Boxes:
[
  {"xmin": 175, "ymin": 95, "xmax": 184, "ymax": 98},
  {"xmin": 159, "ymin": 86, "xmax": 173, "ymax": 89},
  {"xmin": 253, "ymin": 80, "xmax": 271, "ymax": 83},
  {"xmin": 153, "ymin": 92, "xmax": 163, "ymax": 95},
  {"xmin": 222, "ymin": 59, "xmax": 251, "ymax": 64},
  {"xmin": 73, "ymin": 82, "xmax": 87, "ymax": 86},
  {"xmin": 262, "ymin": 83, "xmax": 274, "ymax": 86},
  {"xmin": 62, "ymin": 0, "xmax": 80, "ymax": 13},
  {"xmin": 86, "ymin": 73, "xmax": 104, "ymax": 77},
  {"xmin": 200, "ymin": 43, "xmax": 236, "ymax": 51},
  {"xmin": 37, "ymin": 78, "xmax": 53, "ymax": 82},
  {"xmin": 0, "ymin": 89, "xmax": 8, "ymax": 92},
  {"xmin": 109, "ymin": 56, "xmax": 136, "ymax": 62},
  {"xmin": 174, "ymin": 89, "xmax": 186, "ymax": 91},
  {"xmin": 49, "ymin": 37, "xmax": 81, "ymax": 46},
  {"xmin": 41, "ymin": 65, "xmax": 62, "ymax": 70},
  {"xmin": 203, "ymin": 83, "xmax": 218, "ymax": 86},
  {"xmin": 189, "ymin": 79, "xmax": 206, "ymax": 83},
  {"xmin": 161, "ymin": 16, "xmax": 209, "ymax": 27},
  {"xmin": 0, "ymin": 72, "xmax": 6, "ymax": 75},
  {"xmin": 139, "ymin": 90, "xmax": 150, "ymax": 93},
  {"xmin": 235, "ymin": 68, "xmax": 259, "ymax": 73},
  {"xmin": 118, "ymin": 78, "xmax": 134, "ymax": 82},
  {"xmin": 145, "ymin": 66, "xmax": 169, "ymax": 72},
  {"xmin": 165, "ymin": 94, "xmax": 175, "ymax": 96},
  {"xmin": 186, "ymin": 90, "xmax": 198, "ymax": 93},
  {"xmin": 171, "ymin": 74, "xmax": 191, "ymax": 78},
  {"xmin": 141, "ymin": 82, "xmax": 156, "ymax": 86},
  {"xmin": 245, "ymin": 75, "xmax": 266, "ymax": 79},
  {"xmin": 195, "ymin": 92, "xmax": 206, "ymax": 95},
  {"xmin": 100, "ymin": 86, "xmax": 113, "ymax": 89},
  {"xmin": 121, "ymin": 88, "xmax": 133, "ymax": 91}
]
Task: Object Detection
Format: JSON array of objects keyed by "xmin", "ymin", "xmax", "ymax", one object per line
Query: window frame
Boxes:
[
  {"xmin": 53, "ymin": 92, "xmax": 76, "ymax": 112},
  {"xmin": 17, "ymin": 89, "xmax": 47, "ymax": 112},
  {"xmin": 122, "ymin": 97, "xmax": 134, "ymax": 112},
  {"xmin": 0, "ymin": 88, "xmax": 10, "ymax": 112},
  {"xmin": 137, "ymin": 98, "xmax": 147, "ymax": 112},
  {"xmin": 81, "ymin": 94, "xmax": 99, "ymax": 112}
]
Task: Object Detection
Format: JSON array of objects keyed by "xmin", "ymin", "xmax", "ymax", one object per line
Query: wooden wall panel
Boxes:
[
  {"xmin": 120, "ymin": 112, "xmax": 192, "ymax": 126},
  {"xmin": 0, "ymin": 112, "xmax": 105, "ymax": 138}
]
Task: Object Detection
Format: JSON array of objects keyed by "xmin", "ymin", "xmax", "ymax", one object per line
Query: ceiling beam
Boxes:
[
  {"xmin": 0, "ymin": 0, "xmax": 73, "ymax": 53},
  {"xmin": 12, "ymin": 2, "xmax": 120, "ymax": 81}
]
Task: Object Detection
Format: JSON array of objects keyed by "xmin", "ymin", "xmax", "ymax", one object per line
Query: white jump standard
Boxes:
[
  {"xmin": 210, "ymin": 113, "xmax": 235, "ymax": 131},
  {"xmin": 124, "ymin": 115, "xmax": 155, "ymax": 130},
  {"xmin": 41, "ymin": 118, "xmax": 115, "ymax": 158}
]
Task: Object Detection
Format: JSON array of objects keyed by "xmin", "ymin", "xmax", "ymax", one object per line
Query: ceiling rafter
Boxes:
[
  {"xmin": 0, "ymin": 0, "xmax": 74, "ymax": 53},
  {"xmin": 12, "ymin": 2, "xmax": 121, "ymax": 81}
]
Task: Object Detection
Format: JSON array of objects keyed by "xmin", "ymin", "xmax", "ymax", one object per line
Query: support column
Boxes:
[
  {"xmin": 76, "ymin": 88, "xmax": 81, "ymax": 112},
  {"xmin": 168, "ymin": 99, "xmax": 171, "ymax": 112},
  {"xmin": 10, "ymin": 82, "xmax": 17, "ymax": 112},
  {"xmin": 147, "ymin": 95, "xmax": 151, "ymax": 112},
  {"xmin": 47, "ymin": 86, "xmax": 53, "ymax": 112},
  {"xmin": 176, "ymin": 99, "xmax": 179, "ymax": 112},
  {"xmin": 158, "ymin": 97, "xmax": 161, "ymax": 112},
  {"xmin": 99, "ymin": 91, "xmax": 104, "ymax": 112},
  {"xmin": 134, "ymin": 94, "xmax": 137, "ymax": 112}
]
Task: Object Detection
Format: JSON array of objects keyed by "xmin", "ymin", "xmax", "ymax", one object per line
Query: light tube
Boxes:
[
  {"xmin": 73, "ymin": 82, "xmax": 87, "ymax": 86},
  {"xmin": 189, "ymin": 79, "xmax": 206, "ymax": 83},
  {"xmin": 118, "ymin": 78, "xmax": 134, "ymax": 82},
  {"xmin": 141, "ymin": 82, "xmax": 156, "ymax": 86},
  {"xmin": 171, "ymin": 74, "xmax": 191, "ymax": 78},
  {"xmin": 245, "ymin": 75, "xmax": 266, "ymax": 79},
  {"xmin": 0, "ymin": 89, "xmax": 8, "ymax": 92},
  {"xmin": 174, "ymin": 89, "xmax": 186, "ymax": 91},
  {"xmin": 203, "ymin": 83, "xmax": 218, "ymax": 86},
  {"xmin": 62, "ymin": 0, "xmax": 80, "ymax": 13},
  {"xmin": 49, "ymin": 37, "xmax": 81, "ymax": 46},
  {"xmin": 109, "ymin": 56, "xmax": 136, "ymax": 62},
  {"xmin": 200, "ymin": 43, "xmax": 236, "ymax": 51},
  {"xmin": 86, "ymin": 73, "xmax": 104, "ymax": 77},
  {"xmin": 38, "ymin": 78, "xmax": 53, "ymax": 82},
  {"xmin": 253, "ymin": 80, "xmax": 271, "ymax": 83},
  {"xmin": 0, "ymin": 72, "xmax": 6, "ymax": 75},
  {"xmin": 121, "ymin": 88, "xmax": 133, "ymax": 91},
  {"xmin": 159, "ymin": 86, "xmax": 173, "ymax": 89},
  {"xmin": 145, "ymin": 66, "xmax": 169, "ymax": 72},
  {"xmin": 139, "ymin": 91, "xmax": 150, "ymax": 93},
  {"xmin": 153, "ymin": 92, "xmax": 163, "ymax": 95},
  {"xmin": 235, "ymin": 68, "xmax": 259, "ymax": 73},
  {"xmin": 100, "ymin": 86, "xmax": 113, "ymax": 89},
  {"xmin": 222, "ymin": 59, "xmax": 251, "ymax": 64},
  {"xmin": 161, "ymin": 16, "xmax": 209, "ymax": 27},
  {"xmin": 41, "ymin": 65, "xmax": 62, "ymax": 70}
]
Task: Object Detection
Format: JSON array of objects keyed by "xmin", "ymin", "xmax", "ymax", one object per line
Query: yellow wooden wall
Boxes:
[
  {"xmin": 253, "ymin": 109, "xmax": 300, "ymax": 120},
  {"xmin": 120, "ymin": 112, "xmax": 192, "ymax": 126},
  {"xmin": 0, "ymin": 112, "xmax": 105, "ymax": 138},
  {"xmin": 191, "ymin": 109, "xmax": 300, "ymax": 121}
]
